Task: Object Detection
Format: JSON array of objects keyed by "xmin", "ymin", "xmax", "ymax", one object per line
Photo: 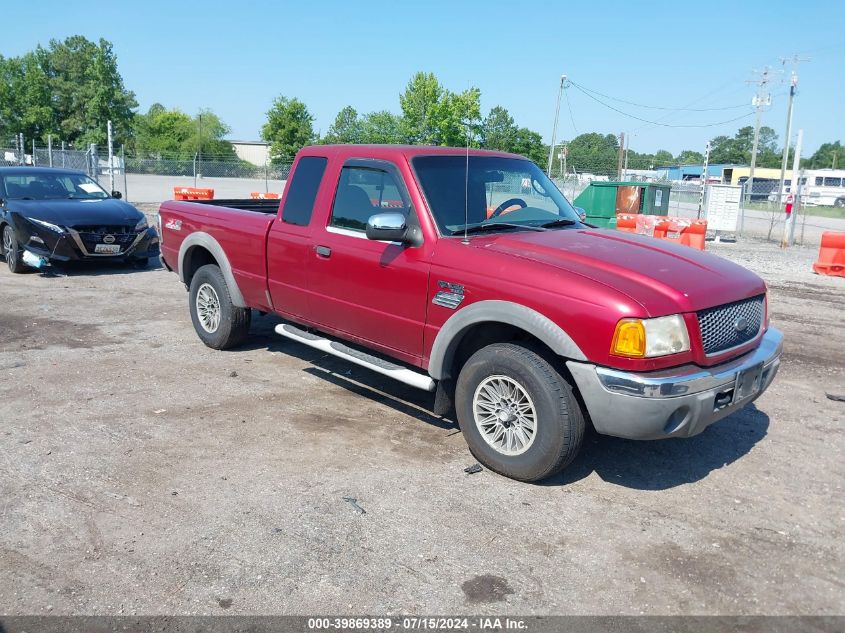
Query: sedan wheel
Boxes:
[{"xmin": 3, "ymin": 225, "xmax": 27, "ymax": 274}]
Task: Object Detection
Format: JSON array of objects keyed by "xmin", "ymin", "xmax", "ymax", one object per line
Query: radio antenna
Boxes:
[{"xmin": 462, "ymin": 120, "xmax": 470, "ymax": 244}]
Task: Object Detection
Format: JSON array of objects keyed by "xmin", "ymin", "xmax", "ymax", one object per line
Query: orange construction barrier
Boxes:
[
  {"xmin": 250, "ymin": 192, "xmax": 281, "ymax": 199},
  {"xmin": 812, "ymin": 231, "xmax": 845, "ymax": 277},
  {"xmin": 616, "ymin": 214, "xmax": 707, "ymax": 250},
  {"xmin": 173, "ymin": 187, "xmax": 214, "ymax": 200},
  {"xmin": 616, "ymin": 214, "xmax": 637, "ymax": 233}
]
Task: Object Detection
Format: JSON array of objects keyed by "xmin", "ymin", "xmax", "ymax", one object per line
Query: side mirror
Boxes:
[
  {"xmin": 111, "ymin": 190, "xmax": 123, "ymax": 199},
  {"xmin": 575, "ymin": 206, "xmax": 587, "ymax": 222},
  {"xmin": 366, "ymin": 212, "xmax": 422, "ymax": 246}
]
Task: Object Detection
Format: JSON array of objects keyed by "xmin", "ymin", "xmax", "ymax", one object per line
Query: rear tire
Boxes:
[
  {"xmin": 455, "ymin": 343, "xmax": 584, "ymax": 482},
  {"xmin": 3, "ymin": 225, "xmax": 29, "ymax": 274},
  {"xmin": 188, "ymin": 264, "xmax": 251, "ymax": 349},
  {"xmin": 835, "ymin": 198, "xmax": 845, "ymax": 209}
]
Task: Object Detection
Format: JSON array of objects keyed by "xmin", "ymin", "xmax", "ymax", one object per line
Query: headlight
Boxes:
[
  {"xmin": 135, "ymin": 217, "xmax": 149, "ymax": 231},
  {"xmin": 28, "ymin": 217, "xmax": 65, "ymax": 233},
  {"xmin": 611, "ymin": 314, "xmax": 690, "ymax": 358}
]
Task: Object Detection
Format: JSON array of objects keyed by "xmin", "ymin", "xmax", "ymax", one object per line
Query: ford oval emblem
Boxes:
[
  {"xmin": 103, "ymin": 234, "xmax": 115, "ymax": 244},
  {"xmin": 733, "ymin": 316, "xmax": 748, "ymax": 332}
]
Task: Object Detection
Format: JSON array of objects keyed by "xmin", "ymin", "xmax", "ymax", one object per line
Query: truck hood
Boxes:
[
  {"xmin": 470, "ymin": 228, "xmax": 766, "ymax": 316},
  {"xmin": 9, "ymin": 198, "xmax": 144, "ymax": 227}
]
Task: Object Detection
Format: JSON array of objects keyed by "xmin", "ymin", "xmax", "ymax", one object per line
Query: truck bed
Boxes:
[{"xmin": 185, "ymin": 199, "xmax": 281, "ymax": 213}]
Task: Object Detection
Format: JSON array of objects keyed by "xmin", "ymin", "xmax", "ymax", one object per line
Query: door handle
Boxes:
[{"xmin": 315, "ymin": 245, "xmax": 331, "ymax": 258}]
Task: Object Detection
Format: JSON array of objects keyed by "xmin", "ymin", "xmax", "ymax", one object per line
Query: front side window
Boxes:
[
  {"xmin": 412, "ymin": 155, "xmax": 580, "ymax": 235},
  {"xmin": 823, "ymin": 177, "xmax": 842, "ymax": 187},
  {"xmin": 330, "ymin": 166, "xmax": 407, "ymax": 232},
  {"xmin": 2, "ymin": 172, "xmax": 109, "ymax": 200}
]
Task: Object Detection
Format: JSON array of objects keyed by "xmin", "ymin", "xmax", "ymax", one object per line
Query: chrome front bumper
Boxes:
[{"xmin": 566, "ymin": 328, "xmax": 783, "ymax": 440}]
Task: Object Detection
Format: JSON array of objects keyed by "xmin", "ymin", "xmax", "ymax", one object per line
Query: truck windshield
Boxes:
[
  {"xmin": 2, "ymin": 172, "xmax": 110, "ymax": 200},
  {"xmin": 412, "ymin": 155, "xmax": 581, "ymax": 236}
]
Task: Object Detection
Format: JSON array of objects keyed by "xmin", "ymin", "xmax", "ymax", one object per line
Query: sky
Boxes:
[{"xmin": 4, "ymin": 0, "xmax": 843, "ymax": 156}]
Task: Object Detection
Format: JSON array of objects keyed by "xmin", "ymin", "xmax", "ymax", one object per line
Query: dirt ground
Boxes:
[{"xmin": 0, "ymin": 236, "xmax": 842, "ymax": 616}]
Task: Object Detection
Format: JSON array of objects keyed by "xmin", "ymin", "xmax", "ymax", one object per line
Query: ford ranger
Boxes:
[{"xmin": 158, "ymin": 145, "xmax": 782, "ymax": 482}]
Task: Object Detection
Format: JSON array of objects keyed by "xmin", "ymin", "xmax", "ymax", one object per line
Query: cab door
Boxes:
[{"xmin": 306, "ymin": 159, "xmax": 432, "ymax": 365}]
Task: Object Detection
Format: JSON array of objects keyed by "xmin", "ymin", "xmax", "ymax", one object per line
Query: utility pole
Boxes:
[
  {"xmin": 782, "ymin": 129, "xmax": 802, "ymax": 248},
  {"xmin": 777, "ymin": 55, "xmax": 810, "ymax": 208},
  {"xmin": 547, "ymin": 75, "xmax": 566, "ymax": 177},
  {"xmin": 741, "ymin": 66, "xmax": 773, "ymax": 234},
  {"xmin": 107, "ymin": 120, "xmax": 115, "ymax": 194},
  {"xmin": 617, "ymin": 132, "xmax": 625, "ymax": 180},
  {"xmin": 698, "ymin": 142, "xmax": 711, "ymax": 219}
]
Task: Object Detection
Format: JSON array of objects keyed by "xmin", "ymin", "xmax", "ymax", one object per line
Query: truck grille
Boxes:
[{"xmin": 697, "ymin": 295, "xmax": 764, "ymax": 355}]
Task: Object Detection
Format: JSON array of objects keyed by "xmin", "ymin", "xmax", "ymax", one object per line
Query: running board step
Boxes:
[{"xmin": 275, "ymin": 323, "xmax": 435, "ymax": 392}]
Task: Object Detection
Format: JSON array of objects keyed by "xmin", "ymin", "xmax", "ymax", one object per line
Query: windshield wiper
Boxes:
[
  {"xmin": 453, "ymin": 222, "xmax": 546, "ymax": 236},
  {"xmin": 538, "ymin": 218, "xmax": 578, "ymax": 229}
]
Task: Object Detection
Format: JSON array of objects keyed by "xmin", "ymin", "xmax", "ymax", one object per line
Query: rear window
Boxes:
[{"xmin": 281, "ymin": 156, "xmax": 328, "ymax": 226}]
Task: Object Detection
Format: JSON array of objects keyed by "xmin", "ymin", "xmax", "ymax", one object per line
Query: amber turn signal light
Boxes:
[{"xmin": 611, "ymin": 319, "xmax": 647, "ymax": 358}]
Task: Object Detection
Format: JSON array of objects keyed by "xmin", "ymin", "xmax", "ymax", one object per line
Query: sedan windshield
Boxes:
[
  {"xmin": 412, "ymin": 155, "xmax": 582, "ymax": 235},
  {"xmin": 2, "ymin": 172, "xmax": 110, "ymax": 200}
]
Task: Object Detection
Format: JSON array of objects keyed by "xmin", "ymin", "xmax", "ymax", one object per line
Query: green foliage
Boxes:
[
  {"xmin": 708, "ymin": 126, "xmax": 780, "ymax": 167},
  {"xmin": 398, "ymin": 72, "xmax": 480, "ymax": 146},
  {"xmin": 359, "ymin": 111, "xmax": 404, "ymax": 144},
  {"xmin": 323, "ymin": 106, "xmax": 363, "ymax": 144},
  {"xmin": 675, "ymin": 149, "xmax": 705, "ymax": 165},
  {"xmin": 262, "ymin": 96, "xmax": 315, "ymax": 163},
  {"xmin": 804, "ymin": 141, "xmax": 845, "ymax": 169},
  {"xmin": 133, "ymin": 104, "xmax": 236, "ymax": 159},
  {"xmin": 566, "ymin": 132, "xmax": 620, "ymax": 173},
  {"xmin": 0, "ymin": 36, "xmax": 137, "ymax": 147}
]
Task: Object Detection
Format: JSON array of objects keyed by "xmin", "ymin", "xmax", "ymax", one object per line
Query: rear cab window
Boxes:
[{"xmin": 281, "ymin": 156, "xmax": 328, "ymax": 226}]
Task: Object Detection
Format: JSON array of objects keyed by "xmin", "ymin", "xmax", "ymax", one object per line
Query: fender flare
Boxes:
[
  {"xmin": 427, "ymin": 300, "xmax": 587, "ymax": 380},
  {"xmin": 177, "ymin": 232, "xmax": 247, "ymax": 307}
]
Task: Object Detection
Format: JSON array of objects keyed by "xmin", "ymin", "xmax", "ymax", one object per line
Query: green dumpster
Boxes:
[{"xmin": 573, "ymin": 181, "xmax": 671, "ymax": 229}]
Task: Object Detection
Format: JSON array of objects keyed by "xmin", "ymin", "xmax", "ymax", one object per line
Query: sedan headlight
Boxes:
[
  {"xmin": 28, "ymin": 217, "xmax": 65, "ymax": 234},
  {"xmin": 611, "ymin": 314, "xmax": 690, "ymax": 358},
  {"xmin": 135, "ymin": 217, "xmax": 149, "ymax": 232}
]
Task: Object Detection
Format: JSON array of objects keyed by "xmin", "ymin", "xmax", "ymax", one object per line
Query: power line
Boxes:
[
  {"xmin": 568, "ymin": 82, "xmax": 755, "ymax": 128},
  {"xmin": 569, "ymin": 80, "xmax": 749, "ymax": 112},
  {"xmin": 563, "ymin": 83, "xmax": 578, "ymax": 135}
]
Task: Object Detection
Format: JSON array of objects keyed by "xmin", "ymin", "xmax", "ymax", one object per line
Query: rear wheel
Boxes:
[
  {"xmin": 2, "ymin": 225, "xmax": 28, "ymax": 274},
  {"xmin": 835, "ymin": 198, "xmax": 845, "ymax": 208},
  {"xmin": 188, "ymin": 264, "xmax": 251, "ymax": 349},
  {"xmin": 455, "ymin": 342, "xmax": 585, "ymax": 482}
]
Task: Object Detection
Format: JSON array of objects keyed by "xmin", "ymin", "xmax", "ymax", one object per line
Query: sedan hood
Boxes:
[
  {"xmin": 471, "ymin": 228, "xmax": 766, "ymax": 316},
  {"xmin": 10, "ymin": 198, "xmax": 143, "ymax": 227}
]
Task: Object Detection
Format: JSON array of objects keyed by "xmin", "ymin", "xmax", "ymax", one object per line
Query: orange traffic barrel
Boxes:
[
  {"xmin": 173, "ymin": 187, "xmax": 214, "ymax": 200},
  {"xmin": 813, "ymin": 231, "xmax": 845, "ymax": 277},
  {"xmin": 250, "ymin": 192, "xmax": 281, "ymax": 199},
  {"xmin": 616, "ymin": 214, "xmax": 637, "ymax": 233}
]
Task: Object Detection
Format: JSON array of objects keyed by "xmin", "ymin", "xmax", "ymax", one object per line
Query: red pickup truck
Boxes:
[{"xmin": 158, "ymin": 144, "xmax": 782, "ymax": 482}]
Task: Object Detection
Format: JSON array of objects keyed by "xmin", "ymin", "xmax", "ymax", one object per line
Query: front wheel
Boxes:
[
  {"xmin": 835, "ymin": 198, "xmax": 845, "ymax": 209},
  {"xmin": 188, "ymin": 264, "xmax": 251, "ymax": 349},
  {"xmin": 3, "ymin": 225, "xmax": 29, "ymax": 274},
  {"xmin": 455, "ymin": 343, "xmax": 585, "ymax": 482}
]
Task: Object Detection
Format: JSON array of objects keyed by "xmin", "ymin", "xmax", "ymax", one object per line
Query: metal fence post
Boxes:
[
  {"xmin": 107, "ymin": 120, "xmax": 115, "ymax": 193},
  {"xmin": 48, "ymin": 135, "xmax": 53, "ymax": 167},
  {"xmin": 122, "ymin": 144, "xmax": 128, "ymax": 202},
  {"xmin": 61, "ymin": 141, "xmax": 66, "ymax": 167},
  {"xmin": 19, "ymin": 133, "xmax": 24, "ymax": 165},
  {"xmin": 32, "ymin": 140, "xmax": 37, "ymax": 165}
]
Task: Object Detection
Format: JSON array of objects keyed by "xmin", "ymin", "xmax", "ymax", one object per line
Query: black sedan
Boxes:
[{"xmin": 0, "ymin": 166, "xmax": 159, "ymax": 273}]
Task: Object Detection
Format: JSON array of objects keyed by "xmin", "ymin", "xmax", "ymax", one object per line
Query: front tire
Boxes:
[
  {"xmin": 2, "ymin": 225, "xmax": 28, "ymax": 274},
  {"xmin": 188, "ymin": 264, "xmax": 251, "ymax": 349},
  {"xmin": 455, "ymin": 343, "xmax": 585, "ymax": 482}
]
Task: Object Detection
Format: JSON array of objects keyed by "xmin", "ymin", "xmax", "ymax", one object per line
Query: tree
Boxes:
[
  {"xmin": 480, "ymin": 106, "xmax": 516, "ymax": 151},
  {"xmin": 0, "ymin": 36, "xmax": 137, "ymax": 147},
  {"xmin": 359, "ymin": 111, "xmax": 404, "ymax": 144},
  {"xmin": 804, "ymin": 141, "xmax": 845, "ymax": 169},
  {"xmin": 133, "ymin": 105, "xmax": 236, "ymax": 159},
  {"xmin": 323, "ymin": 106, "xmax": 363, "ymax": 144},
  {"xmin": 399, "ymin": 72, "xmax": 443, "ymax": 144},
  {"xmin": 566, "ymin": 132, "xmax": 620, "ymax": 173},
  {"xmin": 44, "ymin": 36, "xmax": 137, "ymax": 146},
  {"xmin": 709, "ymin": 126, "xmax": 779, "ymax": 165},
  {"xmin": 675, "ymin": 149, "xmax": 705, "ymax": 165},
  {"xmin": 262, "ymin": 96, "xmax": 315, "ymax": 162},
  {"xmin": 652, "ymin": 150, "xmax": 673, "ymax": 166}
]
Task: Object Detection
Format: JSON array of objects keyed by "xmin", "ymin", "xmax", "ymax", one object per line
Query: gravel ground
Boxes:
[{"xmin": 0, "ymin": 235, "xmax": 842, "ymax": 616}]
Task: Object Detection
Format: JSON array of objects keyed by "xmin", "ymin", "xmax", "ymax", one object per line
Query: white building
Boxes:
[{"xmin": 230, "ymin": 140, "xmax": 271, "ymax": 166}]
